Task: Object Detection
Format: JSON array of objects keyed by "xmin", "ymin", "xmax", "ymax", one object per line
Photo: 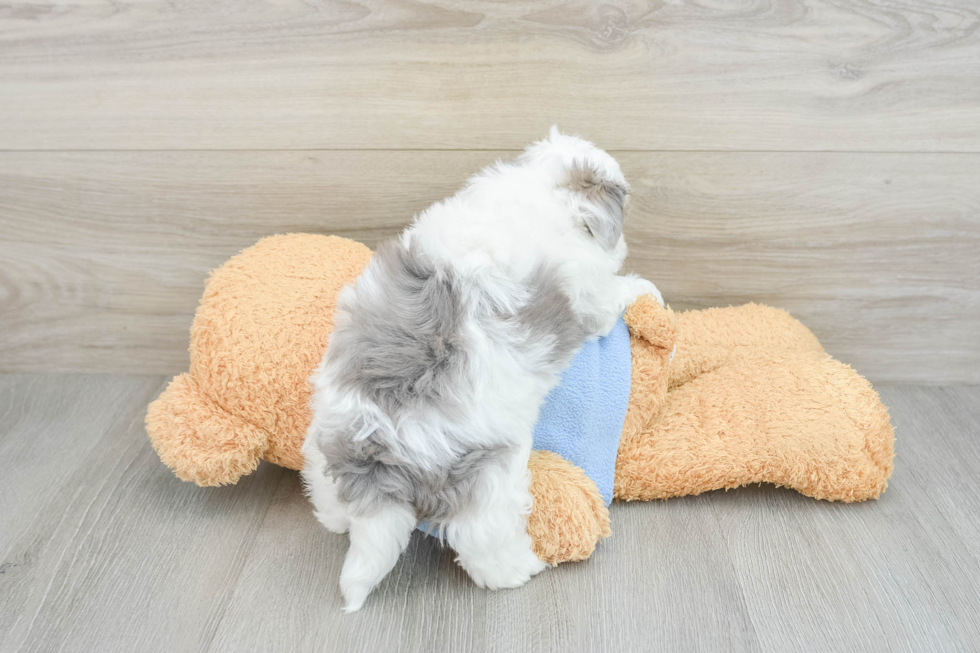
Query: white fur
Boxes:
[
  {"xmin": 302, "ymin": 439, "xmax": 351, "ymax": 535},
  {"xmin": 340, "ymin": 503, "xmax": 416, "ymax": 612},
  {"xmin": 444, "ymin": 443, "xmax": 547, "ymax": 590},
  {"xmin": 302, "ymin": 127, "xmax": 662, "ymax": 611}
]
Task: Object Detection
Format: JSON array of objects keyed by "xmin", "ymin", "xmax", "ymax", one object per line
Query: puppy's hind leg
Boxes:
[
  {"xmin": 340, "ymin": 502, "xmax": 416, "ymax": 612},
  {"xmin": 301, "ymin": 439, "xmax": 351, "ymax": 534},
  {"xmin": 445, "ymin": 458, "xmax": 547, "ymax": 590}
]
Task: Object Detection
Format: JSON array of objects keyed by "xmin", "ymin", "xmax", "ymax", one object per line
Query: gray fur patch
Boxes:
[
  {"xmin": 565, "ymin": 162, "xmax": 629, "ymax": 250},
  {"xmin": 319, "ymin": 236, "xmax": 512, "ymax": 522},
  {"xmin": 318, "ymin": 419, "xmax": 512, "ymax": 522},
  {"xmin": 513, "ymin": 264, "xmax": 591, "ymax": 366},
  {"xmin": 319, "ymin": 238, "xmax": 593, "ymax": 525},
  {"xmin": 329, "ymin": 238, "xmax": 468, "ymax": 415}
]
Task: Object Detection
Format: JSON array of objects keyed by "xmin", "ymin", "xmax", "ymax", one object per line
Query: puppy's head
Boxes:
[{"xmin": 522, "ymin": 126, "xmax": 630, "ymax": 259}]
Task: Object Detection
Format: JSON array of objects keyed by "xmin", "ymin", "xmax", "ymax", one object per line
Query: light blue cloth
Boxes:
[
  {"xmin": 531, "ymin": 317, "xmax": 632, "ymax": 506},
  {"xmin": 420, "ymin": 317, "xmax": 632, "ymax": 535}
]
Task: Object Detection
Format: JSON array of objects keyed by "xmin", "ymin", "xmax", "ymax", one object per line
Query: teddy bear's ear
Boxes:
[
  {"xmin": 565, "ymin": 161, "xmax": 630, "ymax": 250},
  {"xmin": 146, "ymin": 374, "xmax": 269, "ymax": 487}
]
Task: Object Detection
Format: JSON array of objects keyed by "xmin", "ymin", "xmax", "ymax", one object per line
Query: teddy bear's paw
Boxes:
[{"xmin": 624, "ymin": 294, "xmax": 676, "ymax": 353}]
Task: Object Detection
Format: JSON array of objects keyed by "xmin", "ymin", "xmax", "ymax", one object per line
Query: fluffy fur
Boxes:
[{"xmin": 301, "ymin": 128, "xmax": 661, "ymax": 611}]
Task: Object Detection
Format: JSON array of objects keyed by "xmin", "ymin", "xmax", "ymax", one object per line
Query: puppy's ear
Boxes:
[{"xmin": 565, "ymin": 162, "xmax": 629, "ymax": 250}]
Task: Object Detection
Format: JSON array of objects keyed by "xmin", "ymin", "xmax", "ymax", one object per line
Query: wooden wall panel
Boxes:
[
  {"xmin": 0, "ymin": 0, "xmax": 978, "ymax": 151},
  {"xmin": 1, "ymin": 151, "xmax": 976, "ymax": 382}
]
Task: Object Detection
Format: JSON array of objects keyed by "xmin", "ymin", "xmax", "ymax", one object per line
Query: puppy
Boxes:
[{"xmin": 302, "ymin": 127, "xmax": 662, "ymax": 611}]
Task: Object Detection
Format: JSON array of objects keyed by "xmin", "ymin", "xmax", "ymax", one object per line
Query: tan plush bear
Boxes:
[{"xmin": 146, "ymin": 234, "xmax": 894, "ymax": 565}]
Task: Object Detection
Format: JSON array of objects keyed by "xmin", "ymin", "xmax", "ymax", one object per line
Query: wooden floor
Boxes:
[{"xmin": 0, "ymin": 375, "xmax": 976, "ymax": 653}]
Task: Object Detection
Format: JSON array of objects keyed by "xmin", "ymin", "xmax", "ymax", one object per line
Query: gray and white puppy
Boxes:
[{"xmin": 302, "ymin": 128, "xmax": 662, "ymax": 611}]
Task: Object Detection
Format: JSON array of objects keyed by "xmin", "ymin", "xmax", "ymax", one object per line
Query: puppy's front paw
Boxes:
[
  {"xmin": 588, "ymin": 313, "xmax": 621, "ymax": 340},
  {"xmin": 622, "ymin": 274, "xmax": 663, "ymax": 307}
]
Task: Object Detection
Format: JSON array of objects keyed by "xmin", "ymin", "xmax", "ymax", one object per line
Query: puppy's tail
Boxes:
[{"xmin": 340, "ymin": 502, "xmax": 416, "ymax": 612}]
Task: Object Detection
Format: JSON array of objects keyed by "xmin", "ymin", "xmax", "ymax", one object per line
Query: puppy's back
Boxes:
[{"xmin": 329, "ymin": 239, "xmax": 469, "ymax": 417}]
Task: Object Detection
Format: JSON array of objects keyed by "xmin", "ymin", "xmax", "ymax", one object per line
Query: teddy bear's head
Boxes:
[{"xmin": 146, "ymin": 234, "xmax": 372, "ymax": 486}]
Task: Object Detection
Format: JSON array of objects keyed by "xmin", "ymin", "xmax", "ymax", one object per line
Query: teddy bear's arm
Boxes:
[{"xmin": 621, "ymin": 295, "xmax": 676, "ymax": 446}]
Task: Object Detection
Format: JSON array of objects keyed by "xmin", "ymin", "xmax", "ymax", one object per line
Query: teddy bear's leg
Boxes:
[
  {"xmin": 614, "ymin": 351, "xmax": 894, "ymax": 503},
  {"xmin": 145, "ymin": 374, "xmax": 269, "ymax": 487},
  {"xmin": 669, "ymin": 304, "xmax": 825, "ymax": 388},
  {"xmin": 525, "ymin": 451, "xmax": 611, "ymax": 565}
]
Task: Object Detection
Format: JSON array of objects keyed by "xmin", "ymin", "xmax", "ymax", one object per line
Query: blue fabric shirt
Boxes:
[
  {"xmin": 531, "ymin": 316, "xmax": 632, "ymax": 506},
  {"xmin": 420, "ymin": 317, "xmax": 632, "ymax": 535}
]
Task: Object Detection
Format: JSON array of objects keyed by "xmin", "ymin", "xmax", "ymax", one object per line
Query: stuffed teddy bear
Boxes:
[{"xmin": 146, "ymin": 234, "xmax": 894, "ymax": 565}]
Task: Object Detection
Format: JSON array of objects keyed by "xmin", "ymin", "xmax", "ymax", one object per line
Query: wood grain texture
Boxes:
[
  {"xmin": 1, "ymin": 376, "xmax": 978, "ymax": 652},
  {"xmin": 1, "ymin": 0, "xmax": 978, "ymax": 151},
  {"xmin": 209, "ymin": 474, "xmax": 760, "ymax": 653},
  {"xmin": 0, "ymin": 375, "xmax": 160, "ymax": 557},
  {"xmin": 708, "ymin": 385, "xmax": 980, "ymax": 651},
  {"xmin": 2, "ymin": 150, "xmax": 977, "ymax": 382},
  {"xmin": 0, "ymin": 374, "xmax": 289, "ymax": 653}
]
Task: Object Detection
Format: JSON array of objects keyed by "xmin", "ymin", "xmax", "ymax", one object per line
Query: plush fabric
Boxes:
[
  {"xmin": 615, "ymin": 303, "xmax": 893, "ymax": 502},
  {"xmin": 526, "ymin": 451, "xmax": 610, "ymax": 565},
  {"xmin": 528, "ymin": 300, "xmax": 894, "ymax": 560},
  {"xmin": 146, "ymin": 234, "xmax": 372, "ymax": 486},
  {"xmin": 532, "ymin": 317, "xmax": 632, "ymax": 506},
  {"xmin": 146, "ymin": 234, "xmax": 895, "ymax": 567}
]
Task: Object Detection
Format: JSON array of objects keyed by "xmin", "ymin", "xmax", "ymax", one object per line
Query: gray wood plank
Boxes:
[
  {"xmin": 206, "ymin": 471, "xmax": 488, "ymax": 653},
  {"xmin": 207, "ymin": 474, "xmax": 760, "ymax": 653},
  {"xmin": 3, "ymin": 378, "xmax": 979, "ymax": 653},
  {"xmin": 710, "ymin": 386, "xmax": 980, "ymax": 652},
  {"xmin": 0, "ymin": 374, "xmax": 167, "ymax": 650},
  {"xmin": 1, "ymin": 0, "xmax": 978, "ymax": 151},
  {"xmin": 0, "ymin": 375, "xmax": 160, "ymax": 556},
  {"xmin": 878, "ymin": 386, "xmax": 980, "ymax": 562},
  {"xmin": 0, "ymin": 375, "xmax": 287, "ymax": 653},
  {"xmin": 626, "ymin": 152, "xmax": 980, "ymax": 385},
  {"xmin": 873, "ymin": 386, "xmax": 980, "ymax": 648},
  {"xmin": 2, "ymin": 151, "xmax": 977, "ymax": 383},
  {"xmin": 485, "ymin": 495, "xmax": 761, "ymax": 653}
]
